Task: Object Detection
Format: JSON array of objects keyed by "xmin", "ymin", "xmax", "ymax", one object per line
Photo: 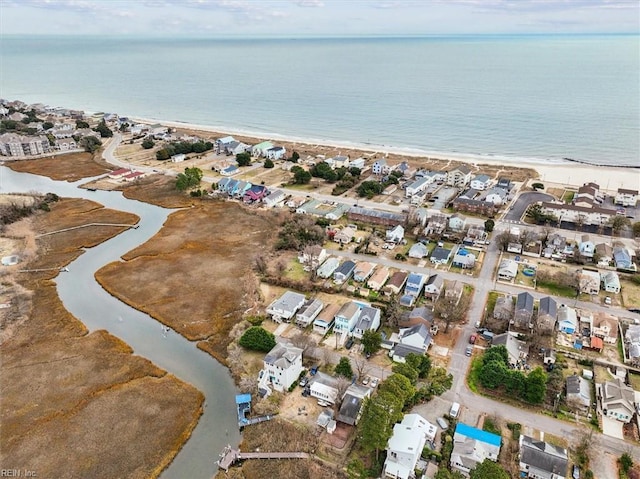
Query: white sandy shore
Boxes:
[{"xmin": 130, "ymin": 116, "xmax": 639, "ymax": 192}]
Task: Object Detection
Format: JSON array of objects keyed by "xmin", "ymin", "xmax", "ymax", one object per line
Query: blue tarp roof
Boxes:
[
  {"xmin": 455, "ymin": 423, "xmax": 501, "ymax": 447},
  {"xmin": 236, "ymin": 393, "xmax": 251, "ymax": 405}
]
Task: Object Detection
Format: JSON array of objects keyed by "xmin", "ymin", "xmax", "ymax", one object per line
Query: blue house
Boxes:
[{"xmin": 405, "ymin": 273, "xmax": 427, "ymax": 298}]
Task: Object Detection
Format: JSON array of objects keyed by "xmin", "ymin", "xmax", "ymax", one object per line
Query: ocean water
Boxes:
[{"xmin": 2, "ymin": 34, "xmax": 638, "ymax": 166}]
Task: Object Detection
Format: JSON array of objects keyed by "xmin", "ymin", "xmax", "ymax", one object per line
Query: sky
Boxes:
[{"xmin": 1, "ymin": 0, "xmax": 638, "ymax": 36}]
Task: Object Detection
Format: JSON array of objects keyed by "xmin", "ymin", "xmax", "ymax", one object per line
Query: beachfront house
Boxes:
[
  {"xmin": 265, "ymin": 290, "xmax": 306, "ymax": 323},
  {"xmin": 615, "ymin": 188, "xmax": 638, "ymax": 207},
  {"xmin": 470, "ymin": 174, "xmax": 491, "ymax": 191},
  {"xmin": 262, "ymin": 342, "xmax": 303, "ymax": 393},
  {"xmin": 383, "ymin": 413, "xmax": 437, "ymax": 479},
  {"xmin": 251, "ymin": 141, "xmax": 274, "ymax": 158},
  {"xmin": 372, "ymin": 159, "xmax": 393, "ymax": 176},
  {"xmin": 446, "ymin": 165, "xmax": 472, "ymax": 188},
  {"xmin": 266, "ymin": 146, "xmax": 286, "ymax": 160}
]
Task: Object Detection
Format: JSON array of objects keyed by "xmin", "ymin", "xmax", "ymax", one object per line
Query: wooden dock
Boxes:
[{"xmin": 216, "ymin": 445, "xmax": 309, "ymax": 472}]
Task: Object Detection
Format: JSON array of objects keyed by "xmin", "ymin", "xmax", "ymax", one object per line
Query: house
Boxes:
[
  {"xmin": 313, "ymin": 303, "xmax": 340, "ymax": 334},
  {"xmin": 171, "ymin": 153, "xmax": 186, "ymax": 163},
  {"xmin": 215, "ymin": 135, "xmax": 236, "ymax": 153},
  {"xmin": 298, "ymin": 246, "xmax": 327, "ymax": 271},
  {"xmin": 514, "ymin": 292, "xmax": 535, "ymax": 329},
  {"xmin": 383, "ymin": 414, "xmax": 437, "ymax": 479},
  {"xmin": 263, "ymin": 189, "xmax": 286, "ymax": 208},
  {"xmin": 625, "ymin": 325, "xmax": 640, "ymax": 364},
  {"xmin": 597, "ymin": 378, "xmax": 635, "ymax": 423},
  {"xmin": 372, "ymin": 159, "xmax": 392, "ymax": 175},
  {"xmin": 354, "ymin": 262, "xmax": 376, "ymax": 282},
  {"xmin": 601, "ymin": 271, "xmax": 621, "ymax": 294},
  {"xmin": 251, "ymin": 141, "xmax": 274, "ymax": 157},
  {"xmin": 384, "ymin": 271, "xmax": 408, "ymax": 296},
  {"xmin": 446, "ymin": 165, "xmax": 472, "ymax": 188},
  {"xmin": 334, "ymin": 226, "xmax": 357, "ymax": 244},
  {"xmin": 266, "ymin": 146, "xmax": 286, "ymax": 160},
  {"xmin": 266, "ymin": 291, "xmax": 306, "ymax": 322},
  {"xmin": 231, "ymin": 180, "xmax": 251, "ymax": 197},
  {"xmin": 295, "ymin": 298, "xmax": 324, "ymax": 327},
  {"xmin": 519, "ymin": 435, "xmax": 569, "ymax": 479},
  {"xmin": 613, "ymin": 246, "xmax": 635, "ymax": 271},
  {"xmin": 537, "ymin": 296, "xmax": 558, "ymax": 333},
  {"xmin": 398, "ymin": 306, "xmax": 434, "ymax": 329},
  {"xmin": 309, "ymin": 372, "xmax": 340, "ymax": 405},
  {"xmin": 579, "ymin": 269, "xmax": 601, "ymax": 294},
  {"xmin": 543, "ymin": 349, "xmax": 557, "ymax": 366},
  {"xmin": 452, "ymin": 248, "xmax": 476, "ymax": 269},
  {"xmin": 333, "ymin": 260, "xmax": 356, "ymax": 284},
  {"xmin": 225, "ymin": 140, "xmax": 250, "ymax": 156},
  {"xmin": 425, "ymin": 214, "xmax": 448, "ymax": 236},
  {"xmin": 557, "ymin": 304, "xmax": 578, "ymax": 334},
  {"xmin": 395, "ymin": 161, "xmax": 415, "ymax": 178},
  {"xmin": 317, "ymin": 257, "xmax": 340, "ymax": 279},
  {"xmin": 483, "ymin": 187, "xmax": 509, "ymax": 206},
  {"xmin": 615, "ymin": 188, "xmax": 638, "ymax": 207},
  {"xmin": 353, "ymin": 305, "xmax": 381, "ymax": 339},
  {"xmin": 470, "ymin": 174, "xmax": 492, "ymax": 191},
  {"xmin": 444, "ymin": 280, "xmax": 464, "ymax": 305},
  {"xmin": 243, "ymin": 184, "xmax": 268, "ymax": 203},
  {"xmin": 595, "ymin": 243, "xmax": 613, "ymax": 267},
  {"xmin": 386, "ymin": 225, "xmax": 405, "ymax": 243},
  {"xmin": 408, "ymin": 242, "xmax": 429, "ymax": 259},
  {"xmin": 337, "ymin": 384, "xmax": 371, "ymax": 426},
  {"xmin": 405, "ymin": 177, "xmax": 431, "ymax": 197},
  {"xmin": 220, "ymin": 164, "xmax": 239, "ymax": 176},
  {"xmin": 497, "ymin": 259, "xmax": 518, "ymax": 281},
  {"xmin": 404, "ymin": 273, "xmax": 427, "ymax": 299},
  {"xmin": 492, "ymin": 332, "xmax": 529, "ymax": 367},
  {"xmin": 430, "ymin": 247, "xmax": 452, "ymax": 265},
  {"xmin": 448, "ymin": 214, "xmax": 466, "ymax": 232},
  {"xmin": 334, "ymin": 301, "xmax": 362, "ymax": 335},
  {"xmin": 367, "ymin": 266, "xmax": 390, "ymax": 291},
  {"xmin": 540, "ymin": 202, "xmax": 615, "ymax": 227},
  {"xmin": 262, "ymin": 343, "xmax": 303, "ymax": 392},
  {"xmin": 397, "ymin": 324, "xmax": 432, "ymax": 354},
  {"xmin": 592, "ymin": 312, "xmax": 618, "ymax": 344},
  {"xmin": 574, "ymin": 182, "xmax": 604, "ymax": 207},
  {"xmin": 54, "ymin": 138, "xmax": 77, "ymax": 151},
  {"xmin": 423, "ymin": 274, "xmax": 444, "ymax": 301},
  {"xmin": 493, "ymin": 295, "xmax": 514, "ymax": 321},
  {"xmin": 578, "ymin": 235, "xmax": 595, "ymax": 258},
  {"xmin": 450, "ymin": 423, "xmax": 501, "ymax": 477}
]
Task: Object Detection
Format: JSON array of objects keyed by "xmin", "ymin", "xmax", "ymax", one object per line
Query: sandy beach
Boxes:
[{"xmin": 131, "ymin": 116, "xmax": 639, "ymax": 192}]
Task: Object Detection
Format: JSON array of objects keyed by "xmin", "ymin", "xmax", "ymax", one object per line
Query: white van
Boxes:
[{"xmin": 449, "ymin": 402, "xmax": 460, "ymax": 419}]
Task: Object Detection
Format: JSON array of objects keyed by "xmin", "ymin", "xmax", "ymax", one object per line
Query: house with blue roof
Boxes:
[
  {"xmin": 614, "ymin": 246, "xmax": 635, "ymax": 271},
  {"xmin": 405, "ymin": 273, "xmax": 427, "ymax": 298},
  {"xmin": 451, "ymin": 423, "xmax": 501, "ymax": 477},
  {"xmin": 220, "ymin": 164, "xmax": 239, "ymax": 176}
]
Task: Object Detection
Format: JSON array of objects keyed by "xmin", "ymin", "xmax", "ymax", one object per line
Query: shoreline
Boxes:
[{"xmin": 130, "ymin": 115, "xmax": 640, "ymax": 191}]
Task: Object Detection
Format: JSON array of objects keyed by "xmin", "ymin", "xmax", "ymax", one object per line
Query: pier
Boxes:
[{"xmin": 216, "ymin": 445, "xmax": 309, "ymax": 472}]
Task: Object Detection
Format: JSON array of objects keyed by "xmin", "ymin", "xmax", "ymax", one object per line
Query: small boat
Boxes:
[{"xmin": 87, "ymin": 188, "xmax": 97, "ymax": 192}]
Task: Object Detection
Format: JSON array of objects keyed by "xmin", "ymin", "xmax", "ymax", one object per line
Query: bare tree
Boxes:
[
  {"xmin": 353, "ymin": 356, "xmax": 372, "ymax": 381},
  {"xmin": 494, "ymin": 232, "xmax": 516, "ymax": 252},
  {"xmin": 519, "ymin": 229, "xmax": 537, "ymax": 247},
  {"xmin": 289, "ymin": 331, "xmax": 317, "ymax": 356},
  {"xmin": 334, "ymin": 377, "xmax": 352, "ymax": 404},
  {"xmin": 301, "ymin": 245, "xmax": 321, "ymax": 280},
  {"xmin": 385, "ymin": 295, "xmax": 403, "ymax": 328},
  {"xmin": 434, "ymin": 287, "xmax": 471, "ymax": 333}
]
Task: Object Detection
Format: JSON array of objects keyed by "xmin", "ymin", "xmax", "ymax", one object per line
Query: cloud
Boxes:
[{"xmin": 294, "ymin": 0, "xmax": 325, "ymax": 7}]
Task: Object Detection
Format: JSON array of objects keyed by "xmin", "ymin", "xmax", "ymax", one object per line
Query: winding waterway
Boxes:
[{"xmin": 1, "ymin": 166, "xmax": 241, "ymax": 479}]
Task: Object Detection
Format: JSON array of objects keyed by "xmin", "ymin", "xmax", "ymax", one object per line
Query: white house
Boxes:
[
  {"xmin": 251, "ymin": 141, "xmax": 274, "ymax": 157},
  {"xmin": 405, "ymin": 177, "xmax": 431, "ymax": 198},
  {"xmin": 265, "ymin": 290, "xmax": 306, "ymax": 322},
  {"xmin": 309, "ymin": 372, "xmax": 340, "ymax": 405},
  {"xmin": 352, "ymin": 305, "xmax": 381, "ymax": 339},
  {"xmin": 470, "ymin": 174, "xmax": 491, "ymax": 191},
  {"xmin": 597, "ymin": 378, "xmax": 635, "ymax": 423},
  {"xmin": 386, "ymin": 225, "xmax": 405, "ymax": 243},
  {"xmin": 451, "ymin": 423, "xmax": 501, "ymax": 477},
  {"xmin": 372, "ymin": 159, "xmax": 393, "ymax": 175},
  {"xmin": 615, "ymin": 188, "xmax": 638, "ymax": 207},
  {"xmin": 367, "ymin": 266, "xmax": 390, "ymax": 291},
  {"xmin": 446, "ymin": 165, "xmax": 472, "ymax": 187},
  {"xmin": 263, "ymin": 189, "xmax": 286, "ymax": 208},
  {"xmin": 262, "ymin": 342, "xmax": 303, "ymax": 393},
  {"xmin": 601, "ymin": 271, "xmax": 621, "ymax": 294},
  {"xmin": 266, "ymin": 146, "xmax": 286, "ymax": 160},
  {"xmin": 398, "ymin": 324, "xmax": 431, "ymax": 353},
  {"xmin": 317, "ymin": 257, "xmax": 340, "ymax": 279},
  {"xmin": 298, "ymin": 246, "xmax": 327, "ymax": 271},
  {"xmin": 171, "ymin": 153, "xmax": 186, "ymax": 163},
  {"xmin": 448, "ymin": 214, "xmax": 466, "ymax": 232},
  {"xmin": 383, "ymin": 414, "xmax": 437, "ymax": 479},
  {"xmin": 579, "ymin": 269, "xmax": 601, "ymax": 295},
  {"xmin": 408, "ymin": 242, "xmax": 428, "ymax": 259},
  {"xmin": 296, "ymin": 298, "xmax": 324, "ymax": 327},
  {"xmin": 578, "ymin": 234, "xmax": 595, "ymax": 258},
  {"xmin": 483, "ymin": 187, "xmax": 508, "ymax": 206}
]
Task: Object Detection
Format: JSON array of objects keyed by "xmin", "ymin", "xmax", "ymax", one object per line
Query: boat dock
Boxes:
[{"xmin": 216, "ymin": 445, "xmax": 309, "ymax": 472}]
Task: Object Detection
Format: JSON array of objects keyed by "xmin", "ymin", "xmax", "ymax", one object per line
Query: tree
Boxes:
[
  {"xmin": 619, "ymin": 452, "xmax": 633, "ymax": 474},
  {"xmin": 524, "ymin": 367, "xmax": 547, "ymax": 404},
  {"xmin": 292, "ymin": 166, "xmax": 312, "ymax": 184},
  {"xmin": 175, "ymin": 167, "xmax": 203, "ymax": 191},
  {"xmin": 435, "ymin": 469, "xmax": 465, "ymax": 479},
  {"xmin": 94, "ymin": 119, "xmax": 113, "ymax": 138},
  {"xmin": 357, "ymin": 181, "xmax": 384, "ymax": 198},
  {"xmin": 434, "ymin": 288, "xmax": 470, "ymax": 333},
  {"xmin": 384, "ymin": 295, "xmax": 403, "ymax": 328},
  {"xmin": 494, "ymin": 231, "xmax": 516, "ymax": 251},
  {"xmin": 379, "ymin": 373, "xmax": 416, "ymax": 407},
  {"xmin": 263, "ymin": 158, "xmax": 274, "ymax": 168},
  {"xmin": 42, "ymin": 121, "xmax": 54, "ymax": 130},
  {"xmin": 353, "ymin": 357, "xmax": 372, "ymax": 381},
  {"xmin": 236, "ymin": 152, "xmax": 251, "ymax": 166},
  {"xmin": 357, "ymin": 396, "xmax": 395, "ymax": 460},
  {"xmin": 478, "ymin": 360, "xmax": 508, "ymax": 389},
  {"xmin": 275, "ymin": 215, "xmax": 326, "ymax": 250},
  {"xmin": 609, "ymin": 215, "xmax": 631, "ymax": 236},
  {"xmin": 156, "ymin": 148, "xmax": 171, "ymax": 161},
  {"xmin": 531, "ymin": 182, "xmax": 544, "ymax": 190},
  {"xmin": 361, "ymin": 330, "xmax": 382, "ymax": 355},
  {"xmin": 238, "ymin": 326, "xmax": 276, "ymax": 352},
  {"xmin": 290, "ymin": 151, "xmax": 300, "ymax": 163},
  {"xmin": 483, "ymin": 345, "xmax": 509, "ymax": 366},
  {"xmin": 141, "ymin": 137, "xmax": 155, "ymax": 149},
  {"xmin": 75, "ymin": 119, "xmax": 90, "ymax": 129},
  {"xmin": 79, "ymin": 135, "xmax": 102, "ymax": 153},
  {"xmin": 335, "ymin": 356, "xmax": 353, "ymax": 378},
  {"xmin": 289, "ymin": 331, "xmax": 317, "ymax": 356},
  {"xmin": 484, "ymin": 218, "xmax": 495, "ymax": 233},
  {"xmin": 424, "ymin": 367, "xmax": 453, "ymax": 396},
  {"xmin": 392, "ymin": 362, "xmax": 419, "ymax": 385},
  {"xmin": 469, "ymin": 459, "xmax": 509, "ymax": 479},
  {"xmin": 405, "ymin": 353, "xmax": 431, "ymax": 378},
  {"xmin": 346, "ymin": 459, "xmax": 367, "ymax": 479},
  {"xmin": 633, "ymin": 222, "xmax": 640, "ymax": 238}
]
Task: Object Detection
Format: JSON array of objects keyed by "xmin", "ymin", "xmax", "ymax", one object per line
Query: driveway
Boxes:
[
  {"xmin": 504, "ymin": 191, "xmax": 554, "ymax": 223},
  {"xmin": 601, "ymin": 416, "xmax": 624, "ymax": 439}
]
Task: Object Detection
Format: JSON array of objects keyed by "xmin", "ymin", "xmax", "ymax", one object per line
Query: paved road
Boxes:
[{"xmin": 503, "ymin": 191, "xmax": 554, "ymax": 222}]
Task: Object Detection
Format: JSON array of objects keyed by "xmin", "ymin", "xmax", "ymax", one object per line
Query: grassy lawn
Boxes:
[
  {"xmin": 621, "ymin": 278, "xmax": 640, "ymax": 308},
  {"xmin": 628, "ymin": 373, "xmax": 640, "ymax": 391},
  {"xmin": 514, "ymin": 265, "xmax": 536, "ymax": 288},
  {"xmin": 561, "ymin": 190, "xmax": 575, "ymax": 203},
  {"xmin": 467, "ymin": 356, "xmax": 483, "ymax": 393},
  {"xmin": 486, "ymin": 291, "xmax": 500, "ymax": 317},
  {"xmin": 283, "ymin": 259, "xmax": 309, "ymax": 281},
  {"xmin": 536, "ymin": 279, "xmax": 578, "ymax": 298}
]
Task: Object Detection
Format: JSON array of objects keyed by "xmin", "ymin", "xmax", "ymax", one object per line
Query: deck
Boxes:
[{"xmin": 216, "ymin": 445, "xmax": 309, "ymax": 472}]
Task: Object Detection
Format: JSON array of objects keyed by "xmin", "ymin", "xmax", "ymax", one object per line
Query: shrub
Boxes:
[{"xmin": 238, "ymin": 326, "xmax": 276, "ymax": 352}]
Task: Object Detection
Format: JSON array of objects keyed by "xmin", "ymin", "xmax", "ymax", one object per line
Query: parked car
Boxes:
[
  {"xmin": 469, "ymin": 334, "xmax": 477, "ymax": 344},
  {"xmin": 299, "ymin": 376, "xmax": 308, "ymax": 387},
  {"xmin": 310, "ymin": 366, "xmax": 319, "ymax": 376},
  {"xmin": 449, "ymin": 402, "xmax": 460, "ymax": 419},
  {"xmin": 572, "ymin": 465, "xmax": 580, "ymax": 479},
  {"xmin": 362, "ymin": 376, "xmax": 370, "ymax": 386},
  {"xmin": 345, "ymin": 338, "xmax": 354, "ymax": 349},
  {"xmin": 465, "ymin": 346, "xmax": 473, "ymax": 357},
  {"xmin": 436, "ymin": 417, "xmax": 449, "ymax": 429},
  {"xmin": 370, "ymin": 377, "xmax": 379, "ymax": 388},
  {"xmin": 604, "ymin": 296, "xmax": 612, "ymax": 305}
]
